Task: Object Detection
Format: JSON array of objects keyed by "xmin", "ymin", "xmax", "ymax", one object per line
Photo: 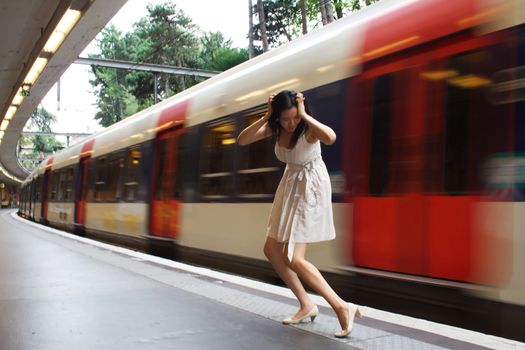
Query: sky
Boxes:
[{"xmin": 40, "ymin": 0, "xmax": 249, "ymax": 136}]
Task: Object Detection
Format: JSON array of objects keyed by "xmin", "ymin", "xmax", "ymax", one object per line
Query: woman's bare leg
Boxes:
[
  {"xmin": 289, "ymin": 243, "xmax": 350, "ymax": 330},
  {"xmin": 263, "ymin": 237, "xmax": 315, "ymax": 314}
]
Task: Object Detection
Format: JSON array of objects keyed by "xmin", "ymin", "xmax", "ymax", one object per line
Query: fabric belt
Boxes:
[{"xmin": 286, "ymin": 155, "xmax": 321, "ymax": 262}]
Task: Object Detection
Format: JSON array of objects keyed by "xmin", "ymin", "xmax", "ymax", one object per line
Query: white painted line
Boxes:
[{"xmin": 10, "ymin": 211, "xmax": 525, "ymax": 350}]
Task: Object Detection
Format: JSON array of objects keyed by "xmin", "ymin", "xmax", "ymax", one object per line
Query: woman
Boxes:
[{"xmin": 237, "ymin": 90, "xmax": 361, "ymax": 338}]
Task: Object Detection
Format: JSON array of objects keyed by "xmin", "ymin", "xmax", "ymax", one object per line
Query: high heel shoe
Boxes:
[
  {"xmin": 334, "ymin": 303, "xmax": 362, "ymax": 338},
  {"xmin": 282, "ymin": 306, "xmax": 319, "ymax": 325}
]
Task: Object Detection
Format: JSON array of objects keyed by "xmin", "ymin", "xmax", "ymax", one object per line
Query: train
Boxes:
[
  {"xmin": 1, "ymin": 183, "xmax": 11, "ymax": 208},
  {"xmin": 18, "ymin": 0, "xmax": 525, "ymax": 341}
]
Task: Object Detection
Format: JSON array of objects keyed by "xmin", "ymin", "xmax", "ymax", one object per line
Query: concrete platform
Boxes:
[{"xmin": 1, "ymin": 209, "xmax": 524, "ymax": 350}]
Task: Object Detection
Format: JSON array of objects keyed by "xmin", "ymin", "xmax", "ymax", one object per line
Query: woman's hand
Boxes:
[
  {"xmin": 264, "ymin": 93, "xmax": 276, "ymax": 120},
  {"xmin": 296, "ymin": 92, "xmax": 307, "ymax": 118},
  {"xmin": 295, "ymin": 91, "xmax": 337, "ymax": 145},
  {"xmin": 237, "ymin": 93, "xmax": 275, "ymax": 145}
]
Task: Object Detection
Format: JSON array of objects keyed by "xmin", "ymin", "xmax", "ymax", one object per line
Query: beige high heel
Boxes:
[
  {"xmin": 282, "ymin": 306, "xmax": 319, "ymax": 325},
  {"xmin": 334, "ymin": 303, "xmax": 362, "ymax": 338}
]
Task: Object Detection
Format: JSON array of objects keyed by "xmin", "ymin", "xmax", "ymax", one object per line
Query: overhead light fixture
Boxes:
[
  {"xmin": 43, "ymin": 9, "xmax": 82, "ymax": 53},
  {"xmin": 0, "ymin": 5, "xmax": 84, "ymax": 183},
  {"xmin": 24, "ymin": 57, "xmax": 48, "ymax": 85},
  {"xmin": 0, "ymin": 120, "xmax": 9, "ymax": 131},
  {"xmin": 12, "ymin": 88, "xmax": 24, "ymax": 105},
  {"xmin": 5, "ymin": 106, "xmax": 17, "ymax": 120}
]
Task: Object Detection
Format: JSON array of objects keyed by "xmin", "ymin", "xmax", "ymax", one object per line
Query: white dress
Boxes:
[{"xmin": 267, "ymin": 133, "xmax": 336, "ymax": 261}]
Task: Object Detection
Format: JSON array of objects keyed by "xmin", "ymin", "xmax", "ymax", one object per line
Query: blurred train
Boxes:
[{"xmin": 18, "ymin": 0, "xmax": 525, "ymax": 340}]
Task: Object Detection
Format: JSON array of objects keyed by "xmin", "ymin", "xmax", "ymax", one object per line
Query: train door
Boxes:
[
  {"xmin": 33, "ymin": 176, "xmax": 42, "ymax": 222},
  {"xmin": 74, "ymin": 156, "xmax": 90, "ymax": 231},
  {"xmin": 41, "ymin": 168, "xmax": 51, "ymax": 223},
  {"xmin": 74, "ymin": 139, "xmax": 94, "ymax": 233},
  {"xmin": 29, "ymin": 179, "xmax": 36, "ymax": 219},
  {"xmin": 347, "ymin": 32, "xmax": 514, "ymax": 284},
  {"xmin": 349, "ymin": 62, "xmax": 428, "ymax": 276},
  {"xmin": 150, "ymin": 126, "xmax": 184, "ymax": 239}
]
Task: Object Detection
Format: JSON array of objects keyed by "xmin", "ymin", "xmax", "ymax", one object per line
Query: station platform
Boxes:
[{"xmin": 1, "ymin": 209, "xmax": 524, "ymax": 350}]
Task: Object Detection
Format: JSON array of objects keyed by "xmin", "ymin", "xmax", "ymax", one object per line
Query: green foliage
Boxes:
[
  {"xmin": 253, "ymin": 0, "xmax": 301, "ymax": 47},
  {"xmin": 31, "ymin": 135, "xmax": 63, "ymax": 154},
  {"xmin": 199, "ymin": 32, "xmax": 249, "ymax": 71},
  {"xmin": 89, "ymin": 1, "xmax": 249, "ymax": 128},
  {"xmin": 20, "ymin": 107, "xmax": 63, "ymax": 170},
  {"xmin": 349, "ymin": 0, "xmax": 380, "ymax": 11},
  {"xmin": 27, "ymin": 106, "xmax": 56, "ymax": 132},
  {"xmin": 128, "ymin": 2, "xmax": 201, "ymax": 101},
  {"xmin": 89, "ymin": 25, "xmax": 138, "ymax": 127},
  {"xmin": 252, "ymin": 0, "xmax": 381, "ymax": 51}
]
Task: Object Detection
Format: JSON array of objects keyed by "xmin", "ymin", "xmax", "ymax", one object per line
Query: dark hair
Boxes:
[{"xmin": 267, "ymin": 90, "xmax": 311, "ymax": 148}]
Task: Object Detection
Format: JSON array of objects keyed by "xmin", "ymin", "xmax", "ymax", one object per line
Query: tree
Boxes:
[
  {"xmin": 89, "ymin": 2, "xmax": 202, "ymax": 126},
  {"xmin": 257, "ymin": 0, "xmax": 270, "ymax": 52},
  {"xmin": 89, "ymin": 1, "xmax": 250, "ymax": 128},
  {"xmin": 349, "ymin": 0, "xmax": 380, "ymax": 11},
  {"xmin": 325, "ymin": 0, "xmax": 335, "ymax": 23},
  {"xmin": 333, "ymin": 0, "xmax": 343, "ymax": 18},
  {"xmin": 300, "ymin": 0, "xmax": 308, "ymax": 34},
  {"xmin": 89, "ymin": 24, "xmax": 138, "ymax": 127},
  {"xmin": 19, "ymin": 107, "xmax": 63, "ymax": 170},
  {"xmin": 129, "ymin": 2, "xmax": 201, "ymax": 106},
  {"xmin": 319, "ymin": 1, "xmax": 327, "ymax": 24},
  {"xmin": 248, "ymin": 0, "xmax": 256, "ymax": 58},
  {"xmin": 28, "ymin": 106, "xmax": 56, "ymax": 133},
  {"xmin": 27, "ymin": 108, "xmax": 62, "ymax": 156},
  {"xmin": 199, "ymin": 32, "xmax": 248, "ymax": 71},
  {"xmin": 251, "ymin": 0, "xmax": 302, "ymax": 49},
  {"xmin": 250, "ymin": 0, "xmax": 381, "ymax": 53}
]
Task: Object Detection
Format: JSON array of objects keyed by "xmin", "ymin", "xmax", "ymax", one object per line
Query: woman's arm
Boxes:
[
  {"xmin": 237, "ymin": 114, "xmax": 272, "ymax": 146},
  {"xmin": 296, "ymin": 93, "xmax": 336, "ymax": 145},
  {"xmin": 237, "ymin": 94, "xmax": 275, "ymax": 146}
]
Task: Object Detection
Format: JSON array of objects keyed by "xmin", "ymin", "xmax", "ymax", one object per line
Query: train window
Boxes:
[
  {"xmin": 236, "ymin": 110, "xmax": 280, "ymax": 198},
  {"xmin": 368, "ymin": 70, "xmax": 418, "ymax": 195},
  {"xmin": 369, "ymin": 74, "xmax": 392, "ymax": 196},
  {"xmin": 422, "ymin": 61, "xmax": 446, "ymax": 194},
  {"xmin": 34, "ymin": 176, "xmax": 41, "ymax": 202},
  {"xmin": 199, "ymin": 119, "xmax": 235, "ymax": 199},
  {"xmin": 123, "ymin": 147, "xmax": 141, "ymax": 201},
  {"xmin": 56, "ymin": 167, "xmax": 74, "ymax": 202},
  {"xmin": 441, "ymin": 45, "xmax": 513, "ymax": 195},
  {"xmin": 49, "ymin": 171, "xmax": 59, "ymax": 201},
  {"xmin": 66, "ymin": 167, "xmax": 75, "ymax": 201},
  {"xmin": 106, "ymin": 154, "xmax": 125, "ymax": 201},
  {"xmin": 57, "ymin": 170, "xmax": 67, "ymax": 201},
  {"xmin": 173, "ymin": 134, "xmax": 188, "ymax": 200},
  {"xmin": 93, "ymin": 157, "xmax": 106, "ymax": 201}
]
